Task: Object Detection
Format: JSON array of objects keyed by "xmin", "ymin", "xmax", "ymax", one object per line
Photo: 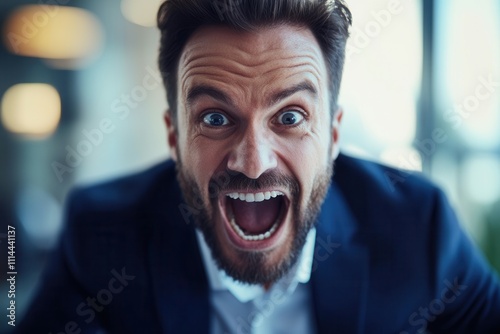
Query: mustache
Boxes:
[{"xmin": 208, "ymin": 170, "xmax": 299, "ymax": 197}]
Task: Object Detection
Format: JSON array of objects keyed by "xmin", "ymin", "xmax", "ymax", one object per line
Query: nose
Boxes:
[{"xmin": 227, "ymin": 124, "xmax": 278, "ymax": 179}]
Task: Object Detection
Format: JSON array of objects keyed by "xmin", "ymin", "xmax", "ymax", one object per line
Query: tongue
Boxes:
[{"xmin": 230, "ymin": 197, "xmax": 282, "ymax": 234}]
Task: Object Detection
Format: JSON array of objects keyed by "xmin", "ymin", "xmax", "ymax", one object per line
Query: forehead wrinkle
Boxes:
[
  {"xmin": 181, "ymin": 51, "xmax": 257, "ymax": 80},
  {"xmin": 261, "ymin": 62, "xmax": 322, "ymax": 83},
  {"xmin": 180, "ymin": 65, "xmax": 238, "ymax": 92},
  {"xmin": 179, "ymin": 71, "xmax": 251, "ymax": 105},
  {"xmin": 181, "ymin": 44, "xmax": 262, "ymax": 74},
  {"xmin": 189, "ymin": 52, "xmax": 322, "ymax": 75},
  {"xmin": 181, "ymin": 36, "xmax": 324, "ymax": 75},
  {"xmin": 181, "ymin": 54, "xmax": 323, "ymax": 94},
  {"xmin": 180, "ymin": 54, "xmax": 270, "ymax": 89},
  {"xmin": 181, "ymin": 76, "xmax": 248, "ymax": 109}
]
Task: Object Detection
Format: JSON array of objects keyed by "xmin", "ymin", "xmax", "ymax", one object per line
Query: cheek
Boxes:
[
  {"xmin": 183, "ymin": 137, "xmax": 227, "ymax": 189},
  {"xmin": 277, "ymin": 127, "xmax": 331, "ymax": 171},
  {"xmin": 275, "ymin": 129, "xmax": 331, "ymax": 201}
]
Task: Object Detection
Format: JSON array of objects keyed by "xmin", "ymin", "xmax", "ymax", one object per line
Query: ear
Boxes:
[
  {"xmin": 164, "ymin": 110, "xmax": 178, "ymax": 162},
  {"xmin": 331, "ymin": 107, "xmax": 343, "ymax": 160}
]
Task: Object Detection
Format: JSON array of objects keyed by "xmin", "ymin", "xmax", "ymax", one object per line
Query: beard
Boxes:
[{"xmin": 175, "ymin": 157, "xmax": 334, "ymax": 285}]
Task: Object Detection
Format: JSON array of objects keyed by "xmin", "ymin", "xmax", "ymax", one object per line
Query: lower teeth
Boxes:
[{"xmin": 230, "ymin": 217, "xmax": 279, "ymax": 241}]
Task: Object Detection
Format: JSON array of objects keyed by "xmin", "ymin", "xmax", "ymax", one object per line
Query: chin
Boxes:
[{"xmin": 198, "ymin": 193, "xmax": 309, "ymax": 285}]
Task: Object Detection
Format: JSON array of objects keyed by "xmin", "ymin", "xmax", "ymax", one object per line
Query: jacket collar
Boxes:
[
  {"xmin": 147, "ymin": 174, "xmax": 211, "ymax": 333},
  {"xmin": 311, "ymin": 179, "xmax": 369, "ymax": 334}
]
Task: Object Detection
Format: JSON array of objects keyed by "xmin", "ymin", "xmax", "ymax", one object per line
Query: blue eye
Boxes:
[
  {"xmin": 278, "ymin": 111, "xmax": 304, "ymax": 125},
  {"xmin": 203, "ymin": 112, "xmax": 229, "ymax": 126}
]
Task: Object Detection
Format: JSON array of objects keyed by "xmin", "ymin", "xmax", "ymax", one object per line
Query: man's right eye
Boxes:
[{"xmin": 202, "ymin": 112, "xmax": 229, "ymax": 126}]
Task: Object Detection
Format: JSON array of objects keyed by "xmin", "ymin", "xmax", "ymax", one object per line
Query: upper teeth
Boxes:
[{"xmin": 226, "ymin": 191, "xmax": 284, "ymax": 203}]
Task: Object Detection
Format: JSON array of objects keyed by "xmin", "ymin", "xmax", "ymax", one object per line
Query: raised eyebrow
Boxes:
[
  {"xmin": 186, "ymin": 84, "xmax": 235, "ymax": 107},
  {"xmin": 267, "ymin": 81, "xmax": 318, "ymax": 108}
]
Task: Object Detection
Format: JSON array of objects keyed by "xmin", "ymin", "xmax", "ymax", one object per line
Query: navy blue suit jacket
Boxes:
[{"xmin": 17, "ymin": 154, "xmax": 500, "ymax": 333}]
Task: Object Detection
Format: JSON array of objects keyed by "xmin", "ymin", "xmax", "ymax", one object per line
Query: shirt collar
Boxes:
[{"xmin": 196, "ymin": 227, "xmax": 317, "ymax": 303}]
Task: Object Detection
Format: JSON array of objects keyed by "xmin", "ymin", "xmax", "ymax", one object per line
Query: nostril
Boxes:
[{"xmin": 227, "ymin": 133, "xmax": 278, "ymax": 179}]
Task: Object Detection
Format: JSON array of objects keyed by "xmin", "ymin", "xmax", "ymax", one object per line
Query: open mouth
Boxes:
[{"xmin": 220, "ymin": 190, "xmax": 289, "ymax": 247}]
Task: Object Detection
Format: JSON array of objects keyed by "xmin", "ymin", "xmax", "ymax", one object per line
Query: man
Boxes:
[{"xmin": 17, "ymin": 0, "xmax": 500, "ymax": 333}]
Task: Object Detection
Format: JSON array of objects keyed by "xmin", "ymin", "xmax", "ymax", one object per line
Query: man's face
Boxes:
[{"xmin": 166, "ymin": 24, "xmax": 342, "ymax": 285}]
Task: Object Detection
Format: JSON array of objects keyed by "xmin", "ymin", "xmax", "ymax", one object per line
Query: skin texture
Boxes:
[{"xmin": 165, "ymin": 24, "xmax": 343, "ymax": 285}]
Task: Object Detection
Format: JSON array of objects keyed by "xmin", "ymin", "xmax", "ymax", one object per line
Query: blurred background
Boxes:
[{"xmin": 0, "ymin": 0, "xmax": 499, "ymax": 331}]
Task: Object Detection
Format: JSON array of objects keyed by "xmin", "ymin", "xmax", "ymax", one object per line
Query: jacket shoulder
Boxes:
[
  {"xmin": 67, "ymin": 159, "xmax": 177, "ymax": 215},
  {"xmin": 335, "ymin": 153, "xmax": 439, "ymax": 194},
  {"xmin": 334, "ymin": 155, "xmax": 449, "ymax": 234},
  {"xmin": 61, "ymin": 160, "xmax": 180, "ymax": 268},
  {"xmin": 59, "ymin": 160, "xmax": 181, "ymax": 288}
]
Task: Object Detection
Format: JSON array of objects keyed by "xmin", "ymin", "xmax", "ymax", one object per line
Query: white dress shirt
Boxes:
[{"xmin": 196, "ymin": 228, "xmax": 318, "ymax": 334}]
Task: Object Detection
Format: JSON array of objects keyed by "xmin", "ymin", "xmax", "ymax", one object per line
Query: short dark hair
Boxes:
[{"xmin": 157, "ymin": 0, "xmax": 352, "ymax": 122}]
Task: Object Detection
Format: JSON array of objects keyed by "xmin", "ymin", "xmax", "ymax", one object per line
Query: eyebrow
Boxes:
[
  {"xmin": 267, "ymin": 81, "xmax": 318, "ymax": 107},
  {"xmin": 186, "ymin": 85, "xmax": 234, "ymax": 107},
  {"xmin": 186, "ymin": 80, "xmax": 318, "ymax": 108}
]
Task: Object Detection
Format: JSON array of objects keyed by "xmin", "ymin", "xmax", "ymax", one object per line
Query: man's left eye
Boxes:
[
  {"xmin": 277, "ymin": 111, "xmax": 304, "ymax": 125},
  {"xmin": 203, "ymin": 112, "xmax": 229, "ymax": 126}
]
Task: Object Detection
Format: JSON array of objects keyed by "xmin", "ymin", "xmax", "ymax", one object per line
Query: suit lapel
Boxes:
[
  {"xmin": 147, "ymin": 179, "xmax": 210, "ymax": 333},
  {"xmin": 311, "ymin": 182, "xmax": 369, "ymax": 334}
]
